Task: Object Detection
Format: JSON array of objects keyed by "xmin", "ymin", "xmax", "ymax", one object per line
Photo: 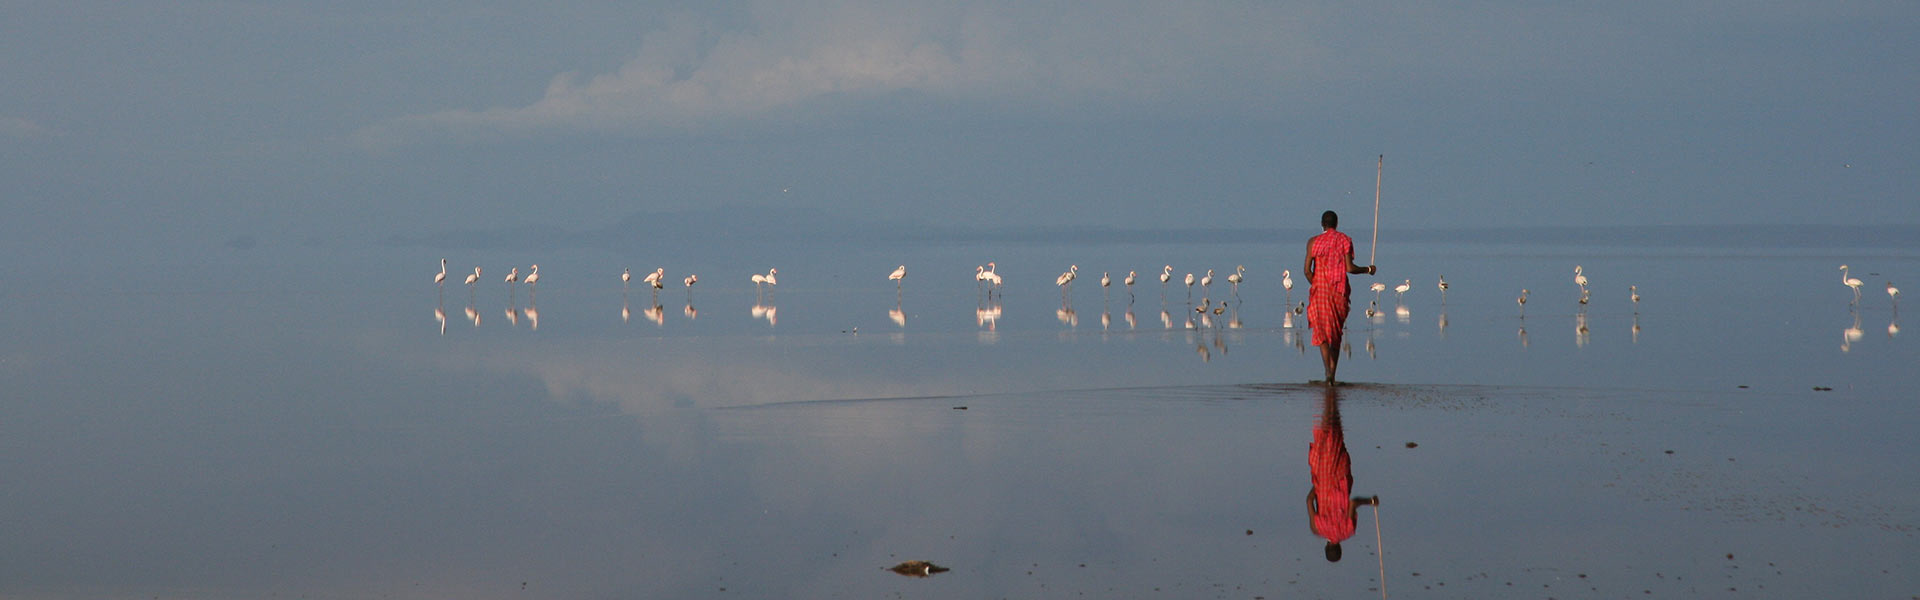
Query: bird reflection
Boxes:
[
  {"xmin": 1364, "ymin": 333, "xmax": 1376, "ymax": 359},
  {"xmin": 1574, "ymin": 312, "xmax": 1589, "ymax": 347},
  {"xmin": 890, "ymin": 305, "xmax": 906, "ymax": 328},
  {"xmin": 1436, "ymin": 311, "xmax": 1448, "ymax": 338},
  {"xmin": 683, "ymin": 302, "xmax": 698, "ymax": 320},
  {"xmin": 524, "ymin": 305, "xmax": 539, "ymax": 331},
  {"xmin": 1160, "ymin": 309, "xmax": 1173, "ymax": 329},
  {"xmin": 1517, "ymin": 325, "xmax": 1529, "ymax": 349},
  {"xmin": 975, "ymin": 302, "xmax": 1002, "ymax": 330},
  {"xmin": 642, "ymin": 303, "xmax": 666, "ymax": 326},
  {"xmin": 1889, "ymin": 318, "xmax": 1900, "ymax": 338},
  {"xmin": 752, "ymin": 303, "xmax": 778, "ymax": 327},
  {"xmin": 1196, "ymin": 342, "xmax": 1211, "ymax": 362},
  {"xmin": 1124, "ymin": 308, "xmax": 1136, "ymax": 330},
  {"xmin": 1056, "ymin": 305, "xmax": 1078, "ymax": 328},
  {"xmin": 1394, "ymin": 304, "xmax": 1411, "ymax": 324},
  {"xmin": 621, "ymin": 301, "xmax": 630, "ymax": 323},
  {"xmin": 434, "ymin": 305, "xmax": 446, "ymax": 335},
  {"xmin": 1631, "ymin": 314, "xmax": 1641, "ymax": 344},
  {"xmin": 464, "ymin": 305, "xmax": 481, "ymax": 327},
  {"xmin": 1308, "ymin": 385, "xmax": 1377, "ymax": 563},
  {"xmin": 504, "ymin": 305, "xmax": 519, "ymax": 327},
  {"xmin": 1842, "ymin": 310, "xmax": 1863, "ymax": 352},
  {"xmin": 1100, "ymin": 311, "xmax": 1111, "ymax": 331}
]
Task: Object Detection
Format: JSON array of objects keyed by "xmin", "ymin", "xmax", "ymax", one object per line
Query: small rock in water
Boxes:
[
  {"xmin": 1405, "ymin": 442, "xmax": 1418, "ymax": 448},
  {"xmin": 887, "ymin": 560, "xmax": 950, "ymax": 577}
]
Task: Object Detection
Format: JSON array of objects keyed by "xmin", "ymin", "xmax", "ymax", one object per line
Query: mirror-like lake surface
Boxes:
[{"xmin": 3, "ymin": 233, "xmax": 1915, "ymax": 598}]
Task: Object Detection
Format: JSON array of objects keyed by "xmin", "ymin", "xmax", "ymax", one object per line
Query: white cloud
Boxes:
[{"xmin": 355, "ymin": 3, "xmax": 1321, "ymax": 146}]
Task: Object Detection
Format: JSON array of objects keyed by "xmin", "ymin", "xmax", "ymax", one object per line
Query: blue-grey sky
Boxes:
[{"xmin": 4, "ymin": 2, "xmax": 1915, "ymax": 261}]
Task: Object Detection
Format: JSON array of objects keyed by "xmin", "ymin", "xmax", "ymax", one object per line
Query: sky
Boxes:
[{"xmin": 2, "ymin": 2, "xmax": 1916, "ymax": 264}]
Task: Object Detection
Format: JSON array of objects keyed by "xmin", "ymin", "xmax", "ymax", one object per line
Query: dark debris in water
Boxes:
[{"xmin": 887, "ymin": 560, "xmax": 950, "ymax": 577}]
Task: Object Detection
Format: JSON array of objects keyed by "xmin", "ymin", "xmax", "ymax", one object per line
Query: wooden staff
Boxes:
[
  {"xmin": 1370, "ymin": 155, "xmax": 1383, "ymax": 267},
  {"xmin": 1374, "ymin": 498, "xmax": 1387, "ymax": 599}
]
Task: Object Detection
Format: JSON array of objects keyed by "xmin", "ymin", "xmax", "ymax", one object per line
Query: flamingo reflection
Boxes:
[
  {"xmin": 642, "ymin": 303, "xmax": 665, "ymax": 326},
  {"xmin": 433, "ymin": 305, "xmax": 446, "ymax": 335},
  {"xmin": 890, "ymin": 305, "xmax": 906, "ymax": 328},
  {"xmin": 1308, "ymin": 385, "xmax": 1377, "ymax": 563}
]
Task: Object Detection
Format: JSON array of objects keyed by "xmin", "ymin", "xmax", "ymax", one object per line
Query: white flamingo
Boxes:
[
  {"xmin": 684, "ymin": 273, "xmax": 698, "ymax": 298},
  {"xmin": 1840, "ymin": 265, "xmax": 1863, "ymax": 303},
  {"xmin": 1282, "ymin": 269, "xmax": 1294, "ymax": 305},
  {"xmin": 1393, "ymin": 278, "xmax": 1411, "ymax": 302},
  {"xmin": 1574, "ymin": 265, "xmax": 1588, "ymax": 290},
  {"xmin": 763, "ymin": 268, "xmax": 778, "ymax": 287},
  {"xmin": 523, "ymin": 265, "xmax": 539, "ymax": 293},
  {"xmin": 642, "ymin": 267, "xmax": 664, "ymax": 291},
  {"xmin": 622, "ymin": 268, "xmax": 631, "ymax": 289},
  {"xmin": 1437, "ymin": 275, "xmax": 1448, "ymax": 304},
  {"xmin": 434, "ymin": 258, "xmax": 447, "ymax": 287},
  {"xmin": 1369, "ymin": 281, "xmax": 1387, "ymax": 304},
  {"xmin": 1517, "ymin": 288, "xmax": 1529, "ymax": 318},
  {"xmin": 504, "ymin": 266, "xmax": 519, "ymax": 290},
  {"xmin": 1889, "ymin": 281, "xmax": 1900, "ymax": 307},
  {"xmin": 1057, "ymin": 265, "xmax": 1078, "ymax": 300},
  {"xmin": 889, "ymin": 265, "xmax": 906, "ymax": 290},
  {"xmin": 1160, "ymin": 265, "xmax": 1173, "ymax": 301},
  {"xmin": 1226, "ymin": 265, "xmax": 1244, "ymax": 296},
  {"xmin": 1184, "ymin": 272, "xmax": 1196, "ymax": 300},
  {"xmin": 464, "ymin": 266, "xmax": 481, "ymax": 289},
  {"xmin": 1630, "ymin": 285, "xmax": 1641, "ymax": 312},
  {"xmin": 1200, "ymin": 269, "xmax": 1214, "ymax": 296}
]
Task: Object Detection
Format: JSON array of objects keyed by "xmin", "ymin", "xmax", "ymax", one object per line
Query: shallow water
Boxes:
[{"xmin": 1, "ymin": 233, "xmax": 1914, "ymax": 598}]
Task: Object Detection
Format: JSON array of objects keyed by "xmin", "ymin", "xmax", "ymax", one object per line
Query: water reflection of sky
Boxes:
[{"xmin": 1, "ymin": 238, "xmax": 1915, "ymax": 597}]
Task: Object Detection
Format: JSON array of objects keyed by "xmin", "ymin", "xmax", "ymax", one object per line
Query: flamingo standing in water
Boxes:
[
  {"xmin": 523, "ymin": 265, "xmax": 539, "ymax": 293},
  {"xmin": 1159, "ymin": 265, "xmax": 1173, "ymax": 301},
  {"xmin": 1631, "ymin": 285, "xmax": 1641, "ymax": 312},
  {"xmin": 889, "ymin": 265, "xmax": 906, "ymax": 291},
  {"xmin": 1226, "ymin": 265, "xmax": 1244, "ymax": 297},
  {"xmin": 1437, "ymin": 275, "xmax": 1448, "ymax": 304},
  {"xmin": 1124, "ymin": 270, "xmax": 1137, "ymax": 300},
  {"xmin": 1888, "ymin": 281, "xmax": 1900, "ymax": 309},
  {"xmin": 1200, "ymin": 269, "xmax": 1214, "ymax": 297},
  {"xmin": 1282, "ymin": 269, "xmax": 1294, "ymax": 305},
  {"xmin": 1517, "ymin": 289, "xmax": 1529, "ymax": 317},
  {"xmin": 1393, "ymin": 278, "xmax": 1411, "ymax": 302},
  {"xmin": 684, "ymin": 273, "xmax": 698, "ymax": 298},
  {"xmin": 1183, "ymin": 272, "xmax": 1196, "ymax": 300},
  {"xmin": 464, "ymin": 267, "xmax": 481, "ymax": 301},
  {"xmin": 1056, "ymin": 265, "xmax": 1078, "ymax": 301},
  {"xmin": 434, "ymin": 258, "xmax": 448, "ymax": 288},
  {"xmin": 1369, "ymin": 281, "xmax": 1387, "ymax": 304},
  {"xmin": 504, "ymin": 266, "xmax": 519, "ymax": 296},
  {"xmin": 1840, "ymin": 265, "xmax": 1863, "ymax": 303},
  {"xmin": 622, "ymin": 268, "xmax": 631, "ymax": 290}
]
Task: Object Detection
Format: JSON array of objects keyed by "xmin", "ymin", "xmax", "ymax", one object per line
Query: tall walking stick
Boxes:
[
  {"xmin": 1370, "ymin": 155, "xmax": 1382, "ymax": 267},
  {"xmin": 1373, "ymin": 498, "xmax": 1387, "ymax": 599}
]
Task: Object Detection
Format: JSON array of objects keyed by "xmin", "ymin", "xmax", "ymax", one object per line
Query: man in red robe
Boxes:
[{"xmin": 1303, "ymin": 210, "xmax": 1375, "ymax": 384}]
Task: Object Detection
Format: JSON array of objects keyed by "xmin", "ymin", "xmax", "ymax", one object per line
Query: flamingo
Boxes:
[
  {"xmin": 1574, "ymin": 265, "xmax": 1589, "ymax": 291},
  {"xmin": 1200, "ymin": 269, "xmax": 1214, "ymax": 296},
  {"xmin": 1889, "ymin": 281, "xmax": 1900, "ymax": 307},
  {"xmin": 1369, "ymin": 281, "xmax": 1386, "ymax": 304},
  {"xmin": 763, "ymin": 268, "xmax": 778, "ymax": 287},
  {"xmin": 1057, "ymin": 265, "xmax": 1078, "ymax": 300},
  {"xmin": 751, "ymin": 272, "xmax": 767, "ymax": 293},
  {"xmin": 1517, "ymin": 288, "xmax": 1529, "ymax": 317},
  {"xmin": 1630, "ymin": 285, "xmax": 1641, "ymax": 312},
  {"xmin": 1100, "ymin": 271, "xmax": 1112, "ymax": 302},
  {"xmin": 684, "ymin": 273, "xmax": 698, "ymax": 297},
  {"xmin": 1393, "ymin": 278, "xmax": 1411, "ymax": 301},
  {"xmin": 1840, "ymin": 265, "xmax": 1863, "ymax": 303},
  {"xmin": 1282, "ymin": 269, "xmax": 1294, "ymax": 305},
  {"xmin": 1184, "ymin": 272, "xmax": 1195, "ymax": 300},
  {"xmin": 524, "ymin": 265, "xmax": 539, "ymax": 288},
  {"xmin": 1160, "ymin": 265, "xmax": 1173, "ymax": 301},
  {"xmin": 1124, "ymin": 270, "xmax": 1137, "ymax": 288},
  {"xmin": 434, "ymin": 258, "xmax": 448, "ymax": 287},
  {"xmin": 504, "ymin": 266, "xmax": 519, "ymax": 290},
  {"xmin": 889, "ymin": 265, "xmax": 906, "ymax": 290},
  {"xmin": 622, "ymin": 268, "xmax": 631, "ymax": 289},
  {"xmin": 1437, "ymin": 275, "xmax": 1448, "ymax": 303},
  {"xmin": 464, "ymin": 266, "xmax": 481, "ymax": 289},
  {"xmin": 1226, "ymin": 265, "xmax": 1244, "ymax": 296}
]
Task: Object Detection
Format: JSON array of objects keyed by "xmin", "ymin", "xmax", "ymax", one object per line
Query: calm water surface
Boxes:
[{"xmin": 2, "ymin": 235, "xmax": 1914, "ymax": 598}]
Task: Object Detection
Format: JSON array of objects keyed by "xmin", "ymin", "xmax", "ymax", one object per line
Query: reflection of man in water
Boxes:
[
  {"xmin": 1303, "ymin": 210, "xmax": 1376, "ymax": 384},
  {"xmin": 1308, "ymin": 385, "xmax": 1376, "ymax": 562}
]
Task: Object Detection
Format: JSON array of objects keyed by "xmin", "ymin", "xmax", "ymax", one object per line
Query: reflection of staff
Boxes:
[
  {"xmin": 1373, "ymin": 498, "xmax": 1386, "ymax": 599},
  {"xmin": 1307, "ymin": 386, "xmax": 1375, "ymax": 562}
]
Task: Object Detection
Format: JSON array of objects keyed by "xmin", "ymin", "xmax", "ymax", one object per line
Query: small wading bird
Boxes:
[
  {"xmin": 1200, "ymin": 269, "xmax": 1214, "ymax": 296},
  {"xmin": 434, "ymin": 258, "xmax": 447, "ymax": 288},
  {"xmin": 1839, "ymin": 265, "xmax": 1862, "ymax": 303},
  {"xmin": 1437, "ymin": 275, "xmax": 1448, "ymax": 303},
  {"xmin": 1574, "ymin": 265, "xmax": 1589, "ymax": 290},
  {"xmin": 1370, "ymin": 281, "xmax": 1387, "ymax": 304},
  {"xmin": 1124, "ymin": 270, "xmax": 1138, "ymax": 299},
  {"xmin": 1160, "ymin": 265, "xmax": 1173, "ymax": 301},
  {"xmin": 1631, "ymin": 285, "xmax": 1641, "ymax": 312},
  {"xmin": 1393, "ymin": 278, "xmax": 1411, "ymax": 302},
  {"xmin": 1184, "ymin": 272, "xmax": 1196, "ymax": 300},
  {"xmin": 641, "ymin": 267, "xmax": 664, "ymax": 291},
  {"xmin": 504, "ymin": 266, "xmax": 519, "ymax": 294},
  {"xmin": 1057, "ymin": 265, "xmax": 1078, "ymax": 300},
  {"xmin": 1227, "ymin": 265, "xmax": 1244, "ymax": 296},
  {"xmin": 1282, "ymin": 269, "xmax": 1294, "ymax": 305},
  {"xmin": 1517, "ymin": 288, "xmax": 1529, "ymax": 317},
  {"xmin": 889, "ymin": 265, "xmax": 906, "ymax": 290},
  {"xmin": 464, "ymin": 266, "xmax": 481, "ymax": 291}
]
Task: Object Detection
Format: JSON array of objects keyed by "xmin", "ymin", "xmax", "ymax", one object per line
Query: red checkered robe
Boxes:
[
  {"xmin": 1308, "ymin": 229, "xmax": 1354, "ymax": 347},
  {"xmin": 1309, "ymin": 400, "xmax": 1356, "ymax": 543}
]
